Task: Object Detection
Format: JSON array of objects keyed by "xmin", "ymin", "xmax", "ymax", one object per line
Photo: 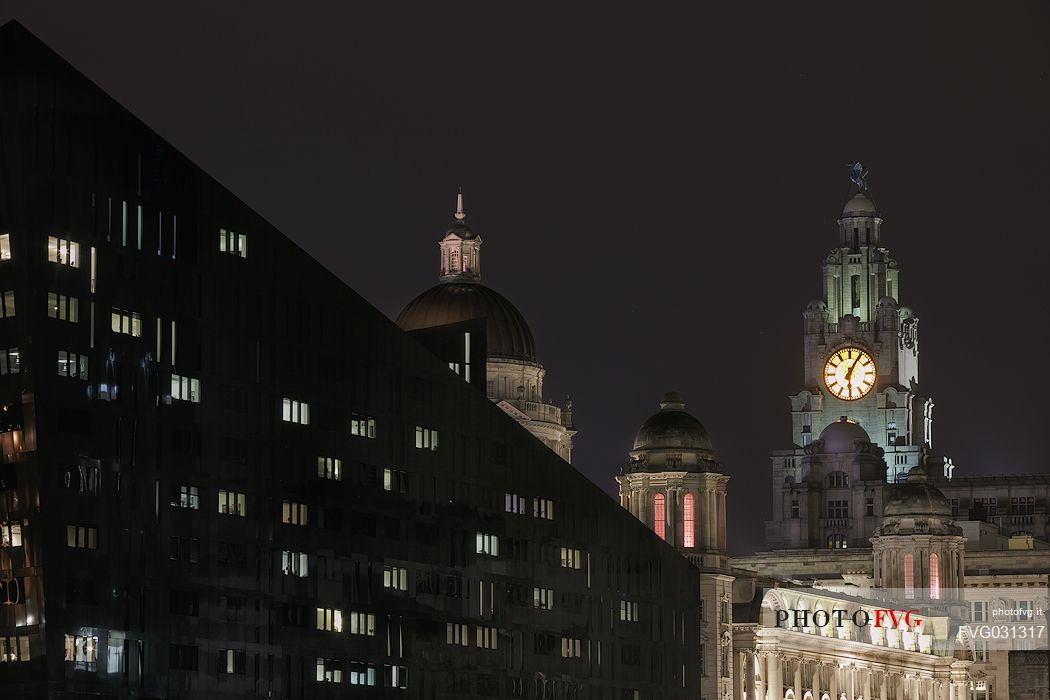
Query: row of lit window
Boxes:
[
  {"xmin": 170, "ymin": 485, "xmax": 247, "ymax": 517},
  {"xmin": 315, "ymin": 608, "xmax": 376, "ymax": 636},
  {"xmin": 0, "ymin": 635, "xmax": 30, "ymax": 663},
  {"xmin": 446, "ymin": 623, "xmax": 500, "ymax": 649},
  {"xmin": 505, "ymin": 493, "xmax": 555, "ymax": 520},
  {"xmin": 315, "ymin": 659, "xmax": 407, "ymax": 688}
]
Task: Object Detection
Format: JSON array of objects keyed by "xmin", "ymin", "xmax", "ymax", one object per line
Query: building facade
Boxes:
[
  {"xmin": 0, "ymin": 22, "xmax": 699, "ymax": 699},
  {"xmin": 396, "ymin": 195, "xmax": 577, "ymax": 463}
]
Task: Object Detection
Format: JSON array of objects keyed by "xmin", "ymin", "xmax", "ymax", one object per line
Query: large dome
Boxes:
[
  {"xmin": 633, "ymin": 392, "xmax": 715, "ymax": 453},
  {"xmin": 396, "ymin": 282, "xmax": 536, "ymax": 361},
  {"xmin": 818, "ymin": 418, "xmax": 871, "ymax": 453},
  {"xmin": 842, "ymin": 192, "xmax": 876, "ymax": 217},
  {"xmin": 883, "ymin": 466, "xmax": 952, "ymax": 518}
]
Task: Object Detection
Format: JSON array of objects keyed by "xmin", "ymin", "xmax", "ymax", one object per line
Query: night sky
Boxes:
[{"xmin": 4, "ymin": 2, "xmax": 1048, "ymax": 553}]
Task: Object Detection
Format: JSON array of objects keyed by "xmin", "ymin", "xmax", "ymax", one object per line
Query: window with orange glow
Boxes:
[
  {"xmin": 653, "ymin": 493, "xmax": 666, "ymax": 540},
  {"xmin": 683, "ymin": 493, "xmax": 695, "ymax": 548},
  {"xmin": 929, "ymin": 553, "xmax": 940, "ymax": 599}
]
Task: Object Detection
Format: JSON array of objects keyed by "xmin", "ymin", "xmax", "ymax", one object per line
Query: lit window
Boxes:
[
  {"xmin": 559, "ymin": 547, "xmax": 581, "ymax": 569},
  {"xmin": 110, "ymin": 309, "xmax": 142, "ymax": 337},
  {"xmin": 0, "ymin": 291, "xmax": 14, "ymax": 318},
  {"xmin": 66, "ymin": 525, "xmax": 97, "ymax": 549},
  {"xmin": 383, "ymin": 468, "xmax": 409, "ymax": 493},
  {"xmin": 505, "ymin": 493, "xmax": 526, "ymax": 514},
  {"xmin": 317, "ymin": 456, "xmax": 342, "ymax": 481},
  {"xmin": 316, "ymin": 657, "xmax": 343, "ymax": 683},
  {"xmin": 64, "ymin": 634, "xmax": 97, "ymax": 668},
  {"xmin": 0, "ymin": 522, "xmax": 22, "ymax": 548},
  {"xmin": 171, "ymin": 374, "xmax": 201, "ymax": 402},
  {"xmin": 172, "ymin": 485, "xmax": 200, "ymax": 510},
  {"xmin": 533, "ymin": 587, "xmax": 555, "ymax": 610},
  {"xmin": 282, "ymin": 398, "xmax": 309, "ymax": 424},
  {"xmin": 414, "ymin": 425, "xmax": 439, "ymax": 450},
  {"xmin": 0, "ymin": 634, "xmax": 31, "ymax": 662},
  {"xmin": 281, "ymin": 501, "xmax": 308, "ymax": 526},
  {"xmin": 57, "ymin": 351, "xmax": 89, "ymax": 380},
  {"xmin": 219, "ymin": 649, "xmax": 245, "ymax": 675},
  {"xmin": 316, "ymin": 607, "xmax": 343, "ymax": 632},
  {"xmin": 349, "ymin": 611, "xmax": 376, "ymax": 636},
  {"xmin": 349, "ymin": 662, "xmax": 377, "ymax": 686},
  {"xmin": 219, "ymin": 228, "xmax": 247, "ymax": 258},
  {"xmin": 282, "ymin": 551, "xmax": 308, "ymax": 577},
  {"xmin": 47, "ymin": 236, "xmax": 80, "ymax": 267},
  {"xmin": 929, "ymin": 553, "xmax": 940, "ymax": 599},
  {"xmin": 446, "ymin": 622, "xmax": 469, "ymax": 646},
  {"xmin": 384, "ymin": 664, "xmax": 408, "ymax": 689},
  {"xmin": 903, "ymin": 553, "xmax": 914, "ymax": 599},
  {"xmin": 0, "ymin": 234, "xmax": 10, "ymax": 260},
  {"xmin": 383, "ymin": 566, "xmax": 407, "ymax": 591},
  {"xmin": 0, "ymin": 347, "xmax": 20, "ymax": 375},
  {"xmin": 561, "ymin": 637, "xmax": 582, "ymax": 658},
  {"xmin": 619, "ymin": 600, "xmax": 640, "ymax": 622},
  {"xmin": 47, "ymin": 292, "xmax": 78, "ymax": 322},
  {"xmin": 476, "ymin": 533, "xmax": 499, "ymax": 557},
  {"xmin": 653, "ymin": 493, "xmax": 666, "ymax": 539},
  {"xmin": 350, "ymin": 414, "xmax": 376, "ymax": 438},
  {"xmin": 532, "ymin": 497, "xmax": 554, "ymax": 520},
  {"xmin": 477, "ymin": 626, "xmax": 499, "ymax": 650},
  {"xmin": 683, "ymin": 493, "xmax": 695, "ymax": 548},
  {"xmin": 218, "ymin": 489, "xmax": 246, "ymax": 516},
  {"xmin": 827, "ymin": 534, "xmax": 848, "ymax": 549}
]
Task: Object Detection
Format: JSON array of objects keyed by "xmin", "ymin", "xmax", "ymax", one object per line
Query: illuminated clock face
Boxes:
[{"xmin": 824, "ymin": 346, "xmax": 877, "ymax": 401}]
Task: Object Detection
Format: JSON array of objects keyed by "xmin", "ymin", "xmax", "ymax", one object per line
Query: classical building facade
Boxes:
[
  {"xmin": 732, "ymin": 584, "xmax": 973, "ymax": 700},
  {"xmin": 616, "ymin": 393, "xmax": 734, "ymax": 700},
  {"xmin": 397, "ymin": 195, "xmax": 577, "ymax": 462},
  {"xmin": 0, "ymin": 22, "xmax": 701, "ymax": 699}
]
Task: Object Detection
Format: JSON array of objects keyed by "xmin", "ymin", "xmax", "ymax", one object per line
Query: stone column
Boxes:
[
  {"xmin": 812, "ymin": 661, "xmax": 822, "ymax": 699},
  {"xmin": 794, "ymin": 658, "xmax": 802, "ymax": 699},
  {"xmin": 768, "ymin": 650, "xmax": 785, "ymax": 700}
]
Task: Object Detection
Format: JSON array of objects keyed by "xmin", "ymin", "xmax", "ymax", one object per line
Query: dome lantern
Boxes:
[{"xmin": 439, "ymin": 190, "xmax": 482, "ymax": 282}]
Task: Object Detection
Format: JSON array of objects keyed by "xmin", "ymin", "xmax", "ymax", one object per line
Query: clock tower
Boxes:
[{"xmin": 772, "ymin": 167, "xmax": 936, "ymax": 493}]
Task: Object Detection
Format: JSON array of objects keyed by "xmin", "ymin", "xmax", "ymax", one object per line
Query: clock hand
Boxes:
[{"xmin": 845, "ymin": 355, "xmax": 859, "ymax": 385}]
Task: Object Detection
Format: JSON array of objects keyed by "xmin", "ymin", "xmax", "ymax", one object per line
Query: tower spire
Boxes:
[{"xmin": 454, "ymin": 189, "xmax": 466, "ymax": 222}]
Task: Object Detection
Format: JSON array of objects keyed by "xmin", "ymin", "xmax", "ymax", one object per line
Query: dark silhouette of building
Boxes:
[{"xmin": 0, "ymin": 21, "xmax": 699, "ymax": 699}]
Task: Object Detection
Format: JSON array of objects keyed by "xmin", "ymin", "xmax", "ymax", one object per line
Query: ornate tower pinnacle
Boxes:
[
  {"xmin": 438, "ymin": 190, "xmax": 482, "ymax": 283},
  {"xmin": 454, "ymin": 189, "xmax": 466, "ymax": 221}
]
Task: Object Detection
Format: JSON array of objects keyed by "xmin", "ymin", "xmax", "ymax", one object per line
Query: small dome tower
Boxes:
[
  {"xmin": 617, "ymin": 392, "xmax": 729, "ymax": 570},
  {"xmin": 871, "ymin": 466, "xmax": 965, "ymax": 602}
]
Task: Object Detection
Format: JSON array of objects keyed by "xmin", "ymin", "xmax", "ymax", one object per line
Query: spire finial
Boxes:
[{"xmin": 454, "ymin": 189, "xmax": 466, "ymax": 222}]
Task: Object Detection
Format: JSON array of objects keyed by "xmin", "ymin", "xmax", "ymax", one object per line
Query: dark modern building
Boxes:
[{"xmin": 0, "ymin": 21, "xmax": 699, "ymax": 699}]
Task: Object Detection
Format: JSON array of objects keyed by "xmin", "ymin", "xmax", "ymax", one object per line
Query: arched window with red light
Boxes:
[
  {"xmin": 653, "ymin": 493, "xmax": 666, "ymax": 540},
  {"xmin": 683, "ymin": 493, "xmax": 695, "ymax": 548},
  {"xmin": 929, "ymin": 553, "xmax": 940, "ymax": 599},
  {"xmin": 903, "ymin": 553, "xmax": 914, "ymax": 599}
]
